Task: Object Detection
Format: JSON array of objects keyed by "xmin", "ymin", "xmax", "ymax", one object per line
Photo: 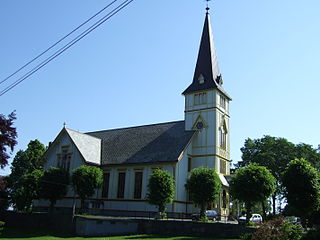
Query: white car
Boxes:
[{"xmin": 238, "ymin": 213, "xmax": 263, "ymax": 223}]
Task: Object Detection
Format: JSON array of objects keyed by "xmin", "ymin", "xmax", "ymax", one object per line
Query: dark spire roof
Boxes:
[{"xmin": 182, "ymin": 12, "xmax": 224, "ymax": 95}]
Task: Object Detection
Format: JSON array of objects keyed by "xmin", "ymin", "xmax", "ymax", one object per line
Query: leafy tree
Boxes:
[
  {"xmin": 8, "ymin": 140, "xmax": 46, "ymax": 210},
  {"xmin": 40, "ymin": 167, "xmax": 69, "ymax": 212},
  {"xmin": 147, "ymin": 169, "xmax": 175, "ymax": 218},
  {"xmin": 282, "ymin": 158, "xmax": 320, "ymax": 226},
  {"xmin": 230, "ymin": 164, "xmax": 276, "ymax": 223},
  {"xmin": 295, "ymin": 143, "xmax": 320, "ymax": 170},
  {"xmin": 10, "ymin": 169, "xmax": 43, "ymax": 212},
  {"xmin": 71, "ymin": 165, "xmax": 103, "ymax": 213},
  {"xmin": 185, "ymin": 167, "xmax": 221, "ymax": 219},
  {"xmin": 0, "ymin": 111, "xmax": 17, "ymax": 168},
  {"xmin": 0, "ymin": 176, "xmax": 9, "ymax": 212},
  {"xmin": 237, "ymin": 136, "xmax": 317, "ymax": 215}
]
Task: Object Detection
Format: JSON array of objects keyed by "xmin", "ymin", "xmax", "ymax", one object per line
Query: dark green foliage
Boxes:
[
  {"xmin": 237, "ymin": 136, "xmax": 320, "ymax": 215},
  {"xmin": 230, "ymin": 164, "xmax": 276, "ymax": 223},
  {"xmin": 302, "ymin": 230, "xmax": 320, "ymax": 240},
  {"xmin": 0, "ymin": 111, "xmax": 17, "ymax": 168},
  {"xmin": 185, "ymin": 167, "xmax": 221, "ymax": 219},
  {"xmin": 11, "ymin": 170, "xmax": 43, "ymax": 212},
  {"xmin": 40, "ymin": 167, "xmax": 69, "ymax": 211},
  {"xmin": 8, "ymin": 140, "xmax": 46, "ymax": 211},
  {"xmin": 282, "ymin": 158, "xmax": 320, "ymax": 225},
  {"xmin": 251, "ymin": 217, "xmax": 303, "ymax": 240},
  {"xmin": 0, "ymin": 176, "xmax": 9, "ymax": 211},
  {"xmin": 71, "ymin": 165, "xmax": 103, "ymax": 212},
  {"xmin": 147, "ymin": 169, "xmax": 175, "ymax": 216}
]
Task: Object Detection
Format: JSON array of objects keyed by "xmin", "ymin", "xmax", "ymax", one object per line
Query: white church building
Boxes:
[{"xmin": 35, "ymin": 10, "xmax": 232, "ymax": 218}]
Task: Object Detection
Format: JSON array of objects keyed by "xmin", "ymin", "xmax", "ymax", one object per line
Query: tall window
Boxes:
[
  {"xmin": 220, "ymin": 95, "xmax": 226, "ymax": 109},
  {"xmin": 117, "ymin": 172, "xmax": 126, "ymax": 199},
  {"xmin": 194, "ymin": 92, "xmax": 207, "ymax": 105},
  {"xmin": 134, "ymin": 172, "xmax": 143, "ymax": 199},
  {"xmin": 220, "ymin": 159, "xmax": 226, "ymax": 175},
  {"xmin": 102, "ymin": 172, "xmax": 110, "ymax": 198},
  {"xmin": 188, "ymin": 158, "xmax": 192, "ymax": 172},
  {"xmin": 219, "ymin": 127, "xmax": 227, "ymax": 150},
  {"xmin": 57, "ymin": 146, "xmax": 71, "ymax": 171}
]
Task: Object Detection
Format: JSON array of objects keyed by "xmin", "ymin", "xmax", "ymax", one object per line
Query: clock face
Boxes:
[{"xmin": 196, "ymin": 121, "xmax": 204, "ymax": 130}]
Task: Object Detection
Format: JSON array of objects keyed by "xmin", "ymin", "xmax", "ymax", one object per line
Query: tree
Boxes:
[
  {"xmin": 10, "ymin": 169, "xmax": 43, "ymax": 212},
  {"xmin": 0, "ymin": 111, "xmax": 17, "ymax": 168},
  {"xmin": 8, "ymin": 140, "xmax": 46, "ymax": 210},
  {"xmin": 40, "ymin": 167, "xmax": 69, "ymax": 212},
  {"xmin": 71, "ymin": 165, "xmax": 103, "ymax": 213},
  {"xmin": 185, "ymin": 167, "xmax": 221, "ymax": 219},
  {"xmin": 230, "ymin": 164, "xmax": 276, "ymax": 223},
  {"xmin": 282, "ymin": 158, "xmax": 320, "ymax": 226},
  {"xmin": 0, "ymin": 176, "xmax": 9, "ymax": 212},
  {"xmin": 147, "ymin": 169, "xmax": 175, "ymax": 218},
  {"xmin": 237, "ymin": 136, "xmax": 317, "ymax": 215}
]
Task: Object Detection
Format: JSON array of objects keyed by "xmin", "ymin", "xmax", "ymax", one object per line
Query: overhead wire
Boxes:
[
  {"xmin": 0, "ymin": 0, "xmax": 134, "ymax": 97},
  {"xmin": 0, "ymin": 0, "xmax": 118, "ymax": 86}
]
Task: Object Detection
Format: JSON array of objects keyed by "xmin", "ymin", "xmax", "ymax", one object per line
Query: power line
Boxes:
[
  {"xmin": 0, "ymin": 0, "xmax": 118, "ymax": 86},
  {"xmin": 0, "ymin": 0, "xmax": 134, "ymax": 97}
]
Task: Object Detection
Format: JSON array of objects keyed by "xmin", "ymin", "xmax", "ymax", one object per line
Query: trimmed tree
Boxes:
[
  {"xmin": 282, "ymin": 158, "xmax": 320, "ymax": 226},
  {"xmin": 230, "ymin": 164, "xmax": 276, "ymax": 223},
  {"xmin": 0, "ymin": 111, "xmax": 17, "ymax": 168},
  {"xmin": 71, "ymin": 165, "xmax": 103, "ymax": 213},
  {"xmin": 40, "ymin": 167, "xmax": 69, "ymax": 212},
  {"xmin": 147, "ymin": 169, "xmax": 175, "ymax": 218},
  {"xmin": 185, "ymin": 167, "xmax": 221, "ymax": 219}
]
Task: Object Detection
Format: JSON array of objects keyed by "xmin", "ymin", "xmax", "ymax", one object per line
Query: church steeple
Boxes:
[{"xmin": 182, "ymin": 10, "xmax": 223, "ymax": 95}]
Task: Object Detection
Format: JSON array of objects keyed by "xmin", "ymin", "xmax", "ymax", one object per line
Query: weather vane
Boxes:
[{"xmin": 205, "ymin": 0, "xmax": 211, "ymax": 13}]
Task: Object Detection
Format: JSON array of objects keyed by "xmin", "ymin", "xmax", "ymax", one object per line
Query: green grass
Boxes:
[{"xmin": 0, "ymin": 227, "xmax": 239, "ymax": 240}]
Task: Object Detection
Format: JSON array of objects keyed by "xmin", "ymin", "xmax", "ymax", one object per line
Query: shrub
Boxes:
[
  {"xmin": 240, "ymin": 233, "xmax": 253, "ymax": 240},
  {"xmin": 0, "ymin": 221, "xmax": 5, "ymax": 233},
  {"xmin": 251, "ymin": 217, "xmax": 303, "ymax": 240},
  {"xmin": 302, "ymin": 230, "xmax": 320, "ymax": 240}
]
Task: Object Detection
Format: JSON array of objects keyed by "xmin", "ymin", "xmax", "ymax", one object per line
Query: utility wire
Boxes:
[
  {"xmin": 0, "ymin": 0, "xmax": 134, "ymax": 97},
  {"xmin": 0, "ymin": 0, "xmax": 118, "ymax": 86}
]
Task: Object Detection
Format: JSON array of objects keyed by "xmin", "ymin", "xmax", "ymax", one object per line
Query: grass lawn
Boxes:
[{"xmin": 0, "ymin": 228, "xmax": 239, "ymax": 240}]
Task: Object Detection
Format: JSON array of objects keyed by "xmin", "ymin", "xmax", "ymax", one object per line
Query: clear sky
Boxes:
[{"xmin": 1, "ymin": 0, "xmax": 320, "ymax": 176}]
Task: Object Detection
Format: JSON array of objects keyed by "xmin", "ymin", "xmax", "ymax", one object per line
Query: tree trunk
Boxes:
[
  {"xmin": 200, "ymin": 203, "xmax": 206, "ymax": 219},
  {"xmin": 245, "ymin": 202, "xmax": 252, "ymax": 224},
  {"xmin": 49, "ymin": 201, "xmax": 55, "ymax": 214},
  {"xmin": 261, "ymin": 200, "xmax": 266, "ymax": 221},
  {"xmin": 272, "ymin": 194, "xmax": 276, "ymax": 216}
]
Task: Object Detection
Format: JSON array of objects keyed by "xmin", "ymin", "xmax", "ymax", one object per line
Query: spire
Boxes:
[{"xmin": 182, "ymin": 10, "xmax": 223, "ymax": 95}]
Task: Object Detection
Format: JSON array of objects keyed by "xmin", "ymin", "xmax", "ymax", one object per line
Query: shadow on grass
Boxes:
[
  {"xmin": 124, "ymin": 235, "xmax": 238, "ymax": 240},
  {"xmin": 0, "ymin": 227, "xmax": 74, "ymax": 238}
]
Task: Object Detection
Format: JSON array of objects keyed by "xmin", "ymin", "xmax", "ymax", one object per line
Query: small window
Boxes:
[
  {"xmin": 117, "ymin": 172, "xmax": 126, "ymax": 199},
  {"xmin": 219, "ymin": 127, "xmax": 227, "ymax": 150},
  {"xmin": 220, "ymin": 159, "xmax": 226, "ymax": 175},
  {"xmin": 198, "ymin": 74, "xmax": 205, "ymax": 84},
  {"xmin": 220, "ymin": 95, "xmax": 226, "ymax": 109},
  {"xmin": 194, "ymin": 92, "xmax": 207, "ymax": 105}
]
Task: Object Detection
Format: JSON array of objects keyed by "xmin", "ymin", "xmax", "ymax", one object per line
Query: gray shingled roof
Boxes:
[
  {"xmin": 65, "ymin": 128, "xmax": 101, "ymax": 165},
  {"xmin": 87, "ymin": 120, "xmax": 195, "ymax": 166}
]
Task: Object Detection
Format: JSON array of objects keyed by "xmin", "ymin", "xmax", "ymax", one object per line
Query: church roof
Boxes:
[
  {"xmin": 182, "ymin": 12, "xmax": 230, "ymax": 99},
  {"xmin": 65, "ymin": 128, "xmax": 101, "ymax": 165},
  {"xmin": 87, "ymin": 120, "xmax": 195, "ymax": 166}
]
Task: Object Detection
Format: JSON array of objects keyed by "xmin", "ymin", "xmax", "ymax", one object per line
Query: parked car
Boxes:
[
  {"xmin": 191, "ymin": 210, "xmax": 218, "ymax": 221},
  {"xmin": 238, "ymin": 214, "xmax": 263, "ymax": 223},
  {"xmin": 285, "ymin": 216, "xmax": 301, "ymax": 225}
]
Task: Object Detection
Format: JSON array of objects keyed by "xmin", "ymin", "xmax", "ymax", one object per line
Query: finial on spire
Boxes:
[
  {"xmin": 63, "ymin": 122, "xmax": 67, "ymax": 128},
  {"xmin": 205, "ymin": 0, "xmax": 211, "ymax": 13}
]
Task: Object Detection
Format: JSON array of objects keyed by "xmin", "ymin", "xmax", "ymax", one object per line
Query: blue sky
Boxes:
[{"xmin": 1, "ymin": 0, "xmax": 320, "ymax": 175}]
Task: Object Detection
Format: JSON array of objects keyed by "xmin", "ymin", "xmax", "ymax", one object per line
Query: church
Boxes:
[{"xmin": 35, "ymin": 8, "xmax": 232, "ymax": 218}]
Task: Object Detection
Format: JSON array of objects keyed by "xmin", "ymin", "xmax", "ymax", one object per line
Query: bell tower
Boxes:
[{"xmin": 183, "ymin": 8, "xmax": 232, "ymax": 176}]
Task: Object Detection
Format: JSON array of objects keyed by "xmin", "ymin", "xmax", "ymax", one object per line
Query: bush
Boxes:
[
  {"xmin": 0, "ymin": 221, "xmax": 5, "ymax": 233},
  {"xmin": 240, "ymin": 232, "xmax": 253, "ymax": 240},
  {"xmin": 251, "ymin": 217, "xmax": 303, "ymax": 240},
  {"xmin": 302, "ymin": 230, "xmax": 320, "ymax": 240}
]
